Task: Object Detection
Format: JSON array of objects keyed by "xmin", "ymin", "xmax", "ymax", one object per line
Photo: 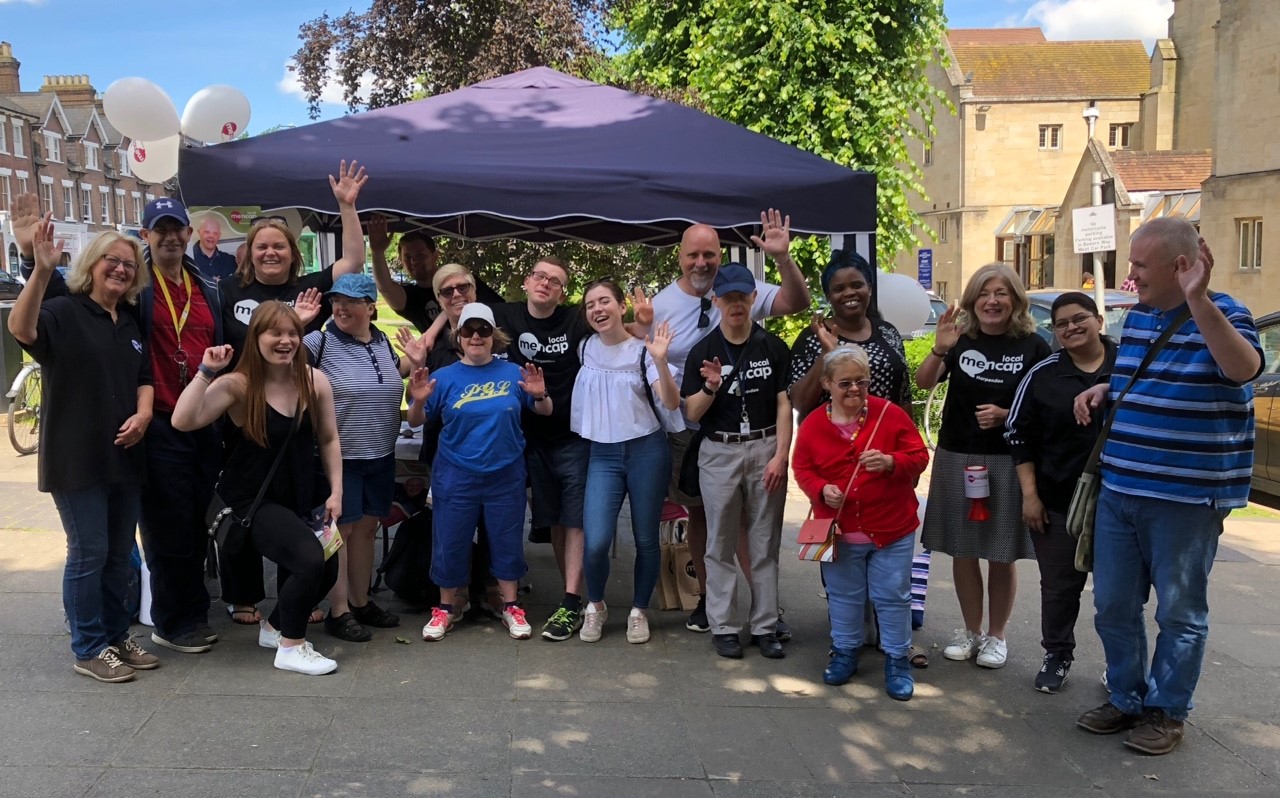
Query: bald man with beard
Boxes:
[{"xmin": 651, "ymin": 209, "xmax": 810, "ymax": 633}]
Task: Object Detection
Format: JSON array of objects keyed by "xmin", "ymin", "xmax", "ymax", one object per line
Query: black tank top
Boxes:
[{"xmin": 219, "ymin": 404, "xmax": 316, "ymax": 515}]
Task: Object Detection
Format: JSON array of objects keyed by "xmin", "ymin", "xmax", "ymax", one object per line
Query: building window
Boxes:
[
  {"xmin": 100, "ymin": 191, "xmax": 111, "ymax": 225},
  {"xmin": 81, "ymin": 187, "xmax": 93, "ymax": 223},
  {"xmin": 119, "ymin": 149, "xmax": 131, "ymax": 176},
  {"xmin": 17, "ymin": 175, "xmax": 28, "ymax": 195},
  {"xmin": 44, "ymin": 133, "xmax": 62, "ymax": 163},
  {"xmin": 923, "ymin": 141, "xmax": 933, "ymax": 166},
  {"xmin": 12, "ymin": 122, "xmax": 23, "ymax": 158},
  {"xmin": 0, "ymin": 120, "xmax": 7, "ymax": 154},
  {"xmin": 132, "ymin": 194, "xmax": 143, "ymax": 225},
  {"xmin": 39, "ymin": 181, "xmax": 53, "ymax": 214},
  {"xmin": 115, "ymin": 192, "xmax": 126, "ymax": 225},
  {"xmin": 0, "ymin": 175, "xmax": 10, "ymax": 212},
  {"xmin": 1109, "ymin": 123, "xmax": 1133, "ymax": 149},
  {"xmin": 1238, "ymin": 218, "xmax": 1263, "ymax": 271},
  {"xmin": 62, "ymin": 185, "xmax": 74, "ymax": 220},
  {"xmin": 84, "ymin": 143, "xmax": 99, "ymax": 170},
  {"xmin": 1038, "ymin": 125, "xmax": 1062, "ymax": 150},
  {"xmin": 935, "ymin": 281, "xmax": 948, "ymax": 302},
  {"xmin": 938, "ymin": 216, "xmax": 949, "ymax": 243}
]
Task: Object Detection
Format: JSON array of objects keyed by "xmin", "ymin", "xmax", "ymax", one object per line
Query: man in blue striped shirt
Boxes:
[{"xmin": 1072, "ymin": 217, "xmax": 1263, "ymax": 755}]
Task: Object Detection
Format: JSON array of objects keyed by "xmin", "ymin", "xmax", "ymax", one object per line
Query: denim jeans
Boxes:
[
  {"xmin": 52, "ymin": 483, "xmax": 143, "ymax": 660},
  {"xmin": 583, "ymin": 430, "xmax": 670, "ymax": 608},
  {"xmin": 431, "ymin": 457, "xmax": 528, "ymax": 588},
  {"xmin": 821, "ymin": 533, "xmax": 915, "ymax": 657},
  {"xmin": 1093, "ymin": 485, "xmax": 1224, "ymax": 721}
]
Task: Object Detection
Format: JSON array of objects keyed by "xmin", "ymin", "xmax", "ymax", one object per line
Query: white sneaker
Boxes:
[
  {"xmin": 579, "ymin": 603, "xmax": 607, "ymax": 643},
  {"xmin": 502, "ymin": 605, "xmax": 533, "ymax": 640},
  {"xmin": 422, "ymin": 607, "xmax": 453, "ymax": 642},
  {"xmin": 626, "ymin": 608, "xmax": 650, "ymax": 644},
  {"xmin": 943, "ymin": 629, "xmax": 985, "ymax": 661},
  {"xmin": 273, "ymin": 641, "xmax": 337, "ymax": 675},
  {"xmin": 258, "ymin": 622, "xmax": 281, "ymax": 650},
  {"xmin": 976, "ymin": 636, "xmax": 1008, "ymax": 669}
]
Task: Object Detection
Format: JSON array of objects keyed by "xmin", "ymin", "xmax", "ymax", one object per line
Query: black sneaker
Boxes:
[
  {"xmin": 686, "ymin": 596, "xmax": 710, "ymax": 633},
  {"xmin": 351, "ymin": 600, "xmax": 400, "ymax": 628},
  {"xmin": 713, "ymin": 633, "xmax": 743, "ymax": 659},
  {"xmin": 150, "ymin": 630, "xmax": 213, "ymax": 654},
  {"xmin": 193, "ymin": 623, "xmax": 219, "ymax": 644},
  {"xmin": 751, "ymin": 633, "xmax": 785, "ymax": 659},
  {"xmin": 1035, "ymin": 652, "xmax": 1071, "ymax": 694},
  {"xmin": 324, "ymin": 611, "xmax": 373, "ymax": 642},
  {"xmin": 541, "ymin": 604, "xmax": 583, "ymax": 641}
]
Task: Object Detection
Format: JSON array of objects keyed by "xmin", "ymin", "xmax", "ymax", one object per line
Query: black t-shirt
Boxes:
[
  {"xmin": 399, "ymin": 277, "xmax": 504, "ymax": 333},
  {"xmin": 681, "ymin": 327, "xmax": 790, "ymax": 435},
  {"xmin": 220, "ymin": 269, "xmax": 334, "ymax": 363},
  {"xmin": 788, "ymin": 320, "xmax": 910, "ymax": 420},
  {"xmin": 20, "ymin": 294, "xmax": 152, "ymax": 493},
  {"xmin": 938, "ymin": 331, "xmax": 1051, "ymax": 454},
  {"xmin": 492, "ymin": 302, "xmax": 590, "ymax": 442}
]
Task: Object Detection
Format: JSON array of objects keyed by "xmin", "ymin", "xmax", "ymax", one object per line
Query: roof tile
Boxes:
[
  {"xmin": 1111, "ymin": 150, "xmax": 1213, "ymax": 191},
  {"xmin": 951, "ymin": 41, "xmax": 1150, "ymax": 99},
  {"xmin": 948, "ymin": 28, "xmax": 1046, "ymax": 46}
]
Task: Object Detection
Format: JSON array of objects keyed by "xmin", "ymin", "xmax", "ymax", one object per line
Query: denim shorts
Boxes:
[
  {"xmin": 339, "ymin": 453, "xmax": 397, "ymax": 525},
  {"xmin": 525, "ymin": 435, "xmax": 589, "ymax": 529}
]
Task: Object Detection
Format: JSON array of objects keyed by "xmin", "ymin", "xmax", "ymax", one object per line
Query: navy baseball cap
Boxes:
[
  {"xmin": 713, "ymin": 263, "xmax": 756, "ymax": 297},
  {"xmin": 142, "ymin": 198, "xmax": 190, "ymax": 230}
]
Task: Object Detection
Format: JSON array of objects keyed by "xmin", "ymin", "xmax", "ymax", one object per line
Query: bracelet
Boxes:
[
  {"xmin": 533, "ymin": 393, "xmax": 548, "ymax": 402},
  {"xmin": 701, "ymin": 383, "xmax": 716, "ymax": 396},
  {"xmin": 197, "ymin": 364, "xmax": 219, "ymax": 380},
  {"xmin": 931, "ymin": 347, "xmax": 948, "ymax": 358}
]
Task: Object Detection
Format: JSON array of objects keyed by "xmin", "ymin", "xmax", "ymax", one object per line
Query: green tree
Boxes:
[{"xmin": 610, "ymin": 0, "xmax": 949, "ymax": 271}]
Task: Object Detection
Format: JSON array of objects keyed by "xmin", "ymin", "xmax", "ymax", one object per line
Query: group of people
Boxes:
[{"xmin": 9, "ymin": 168, "xmax": 1259, "ymax": 752}]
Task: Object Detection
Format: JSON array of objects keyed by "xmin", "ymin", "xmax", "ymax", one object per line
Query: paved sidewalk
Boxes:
[{"xmin": 1, "ymin": 445, "xmax": 1279, "ymax": 797}]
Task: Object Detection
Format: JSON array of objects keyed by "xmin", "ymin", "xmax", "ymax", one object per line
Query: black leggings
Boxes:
[{"xmin": 246, "ymin": 503, "xmax": 338, "ymax": 640}]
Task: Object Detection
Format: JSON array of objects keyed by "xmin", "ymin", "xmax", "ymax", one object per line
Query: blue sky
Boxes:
[{"xmin": 0, "ymin": 0, "xmax": 1172, "ymax": 134}]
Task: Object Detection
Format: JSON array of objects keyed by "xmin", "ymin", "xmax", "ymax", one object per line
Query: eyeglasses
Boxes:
[
  {"xmin": 1052, "ymin": 313, "xmax": 1097, "ymax": 331},
  {"xmin": 460, "ymin": 323, "xmax": 494, "ymax": 338},
  {"xmin": 329, "ymin": 296, "xmax": 372, "ymax": 307},
  {"xmin": 102, "ymin": 254, "xmax": 139, "ymax": 272},
  {"xmin": 697, "ymin": 296, "xmax": 712, "ymax": 329},
  {"xmin": 528, "ymin": 271, "xmax": 565, "ymax": 291},
  {"xmin": 248, "ymin": 215, "xmax": 288, "ymax": 227},
  {"xmin": 438, "ymin": 284, "xmax": 473, "ymax": 299},
  {"xmin": 834, "ymin": 378, "xmax": 871, "ymax": 392}
]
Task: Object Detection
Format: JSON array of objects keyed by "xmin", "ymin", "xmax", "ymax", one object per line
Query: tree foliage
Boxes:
[{"xmin": 610, "ymin": 0, "xmax": 949, "ymax": 269}]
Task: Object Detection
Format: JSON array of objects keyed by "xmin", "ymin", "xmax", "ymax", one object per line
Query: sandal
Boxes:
[
  {"xmin": 308, "ymin": 607, "xmax": 325, "ymax": 624},
  {"xmin": 226, "ymin": 605, "xmax": 261, "ymax": 625},
  {"xmin": 909, "ymin": 646, "xmax": 929, "ymax": 669}
]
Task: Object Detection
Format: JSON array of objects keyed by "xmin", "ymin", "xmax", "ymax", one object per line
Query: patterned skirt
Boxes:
[{"xmin": 920, "ymin": 447, "xmax": 1035, "ymax": 563}]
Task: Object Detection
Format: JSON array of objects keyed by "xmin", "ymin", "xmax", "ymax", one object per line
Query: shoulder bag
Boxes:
[
  {"xmin": 797, "ymin": 401, "xmax": 890, "ymax": 562},
  {"xmin": 677, "ymin": 327, "xmax": 765, "ymax": 498},
  {"xmin": 1066, "ymin": 310, "xmax": 1191, "ymax": 572},
  {"xmin": 206, "ymin": 412, "xmax": 301, "ymax": 558}
]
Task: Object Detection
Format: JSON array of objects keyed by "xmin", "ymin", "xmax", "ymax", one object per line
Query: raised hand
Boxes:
[
  {"xmin": 518, "ymin": 363, "xmax": 546, "ymax": 397},
  {"xmin": 631, "ymin": 285, "xmax": 654, "ymax": 327},
  {"xmin": 329, "ymin": 159, "xmax": 368, "ymax": 207},
  {"xmin": 408, "ymin": 367, "xmax": 436, "ymax": 404},
  {"xmin": 11, "ymin": 193, "xmax": 42, "ymax": 258},
  {"xmin": 293, "ymin": 288, "xmax": 323, "ymax": 326},
  {"xmin": 396, "ymin": 325, "xmax": 429, "ymax": 369},
  {"xmin": 812, "ymin": 314, "xmax": 839, "ymax": 353},
  {"xmin": 202, "ymin": 344, "xmax": 235, "ymax": 372},
  {"xmin": 31, "ymin": 213, "xmax": 64, "ymax": 273},
  {"xmin": 1179, "ymin": 237, "xmax": 1214, "ymax": 302},
  {"xmin": 699, "ymin": 357, "xmax": 724, "ymax": 390},
  {"xmin": 934, "ymin": 301, "xmax": 962, "ymax": 352},
  {"xmin": 645, "ymin": 320, "xmax": 674, "ymax": 363},
  {"xmin": 368, "ymin": 215, "xmax": 390, "ymax": 254},
  {"xmin": 749, "ymin": 208, "xmax": 792, "ymax": 260}
]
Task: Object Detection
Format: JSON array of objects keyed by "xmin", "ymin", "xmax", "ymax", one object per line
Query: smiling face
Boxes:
[
  {"xmin": 438, "ymin": 275, "xmax": 474, "ymax": 324},
  {"xmin": 90, "ymin": 240, "xmax": 142, "ymax": 302},
  {"xmin": 330, "ymin": 295, "xmax": 373, "ymax": 336},
  {"xmin": 145, "ymin": 218, "xmax": 191, "ymax": 268},
  {"xmin": 399, "ymin": 237, "xmax": 438, "ymax": 284},
  {"xmin": 256, "ymin": 320, "xmax": 302, "ymax": 367},
  {"xmin": 821, "ymin": 360, "xmax": 870, "ymax": 417},
  {"xmin": 826, "ymin": 267, "xmax": 871, "ymax": 324},
  {"xmin": 458, "ymin": 320, "xmax": 495, "ymax": 362},
  {"xmin": 1126, "ymin": 233, "xmax": 1182, "ymax": 310},
  {"xmin": 583, "ymin": 283, "xmax": 625, "ymax": 335},
  {"xmin": 1052, "ymin": 302, "xmax": 1103, "ymax": 354},
  {"xmin": 198, "ymin": 218, "xmax": 221, "ymax": 252},
  {"xmin": 525, "ymin": 260, "xmax": 568, "ymax": 307},
  {"xmin": 250, "ymin": 226, "xmax": 295, "ymax": 286},
  {"xmin": 679, "ymin": 225, "xmax": 722, "ymax": 295},
  {"xmin": 973, "ymin": 277, "xmax": 1014, "ymax": 334}
]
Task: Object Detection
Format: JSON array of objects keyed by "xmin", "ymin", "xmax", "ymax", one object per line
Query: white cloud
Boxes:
[
  {"xmin": 1022, "ymin": 0, "xmax": 1174, "ymax": 45},
  {"xmin": 278, "ymin": 57, "xmax": 373, "ymax": 107}
]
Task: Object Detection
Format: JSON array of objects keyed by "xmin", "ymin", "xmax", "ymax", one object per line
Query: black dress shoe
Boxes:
[
  {"xmin": 752, "ymin": 633, "xmax": 785, "ymax": 659},
  {"xmin": 712, "ymin": 633, "xmax": 743, "ymax": 659}
]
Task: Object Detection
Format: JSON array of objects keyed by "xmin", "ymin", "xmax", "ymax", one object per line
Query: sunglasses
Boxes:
[
  {"xmin": 438, "ymin": 284, "xmax": 473, "ymax": 299},
  {"xmin": 697, "ymin": 296, "xmax": 712, "ymax": 329},
  {"xmin": 834, "ymin": 378, "xmax": 871, "ymax": 392},
  {"xmin": 460, "ymin": 323, "xmax": 494, "ymax": 338}
]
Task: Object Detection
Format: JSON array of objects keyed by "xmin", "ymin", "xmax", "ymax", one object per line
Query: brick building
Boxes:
[{"xmin": 0, "ymin": 42, "xmax": 168, "ymax": 273}]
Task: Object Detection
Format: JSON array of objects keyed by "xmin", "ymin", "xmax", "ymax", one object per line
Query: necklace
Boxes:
[{"xmin": 827, "ymin": 402, "xmax": 869, "ymax": 440}]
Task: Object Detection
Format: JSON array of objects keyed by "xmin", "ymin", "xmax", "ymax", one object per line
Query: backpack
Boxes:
[{"xmin": 377, "ymin": 508, "xmax": 439, "ymax": 607}]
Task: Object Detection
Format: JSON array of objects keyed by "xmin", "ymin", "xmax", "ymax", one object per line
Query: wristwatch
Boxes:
[
  {"xmin": 197, "ymin": 364, "xmax": 219, "ymax": 380},
  {"xmin": 701, "ymin": 382, "xmax": 716, "ymax": 396}
]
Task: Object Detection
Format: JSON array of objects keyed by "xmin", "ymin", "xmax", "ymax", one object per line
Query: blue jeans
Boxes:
[
  {"xmin": 431, "ymin": 457, "xmax": 528, "ymax": 588},
  {"xmin": 822, "ymin": 533, "xmax": 915, "ymax": 657},
  {"xmin": 52, "ymin": 483, "xmax": 143, "ymax": 660},
  {"xmin": 1093, "ymin": 485, "xmax": 1224, "ymax": 721},
  {"xmin": 583, "ymin": 430, "xmax": 670, "ymax": 608}
]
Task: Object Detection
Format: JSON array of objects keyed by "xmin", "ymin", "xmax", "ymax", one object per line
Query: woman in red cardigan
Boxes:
[{"xmin": 793, "ymin": 345, "xmax": 929, "ymax": 699}]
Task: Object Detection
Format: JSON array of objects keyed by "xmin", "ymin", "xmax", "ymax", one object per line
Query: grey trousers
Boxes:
[{"xmin": 699, "ymin": 436, "xmax": 786, "ymax": 636}]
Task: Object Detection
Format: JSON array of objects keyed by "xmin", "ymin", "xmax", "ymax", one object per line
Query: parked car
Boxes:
[
  {"xmin": 1026, "ymin": 288, "xmax": 1138, "ymax": 349},
  {"xmin": 0, "ymin": 271, "xmax": 23, "ymax": 302},
  {"xmin": 903, "ymin": 291, "xmax": 950, "ymax": 340},
  {"xmin": 1250, "ymin": 311, "xmax": 1280, "ymax": 503}
]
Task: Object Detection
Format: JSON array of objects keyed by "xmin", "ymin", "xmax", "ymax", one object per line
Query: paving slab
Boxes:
[
  {"xmin": 0, "ymin": 766, "xmax": 102, "ymax": 798},
  {"xmin": 304, "ymin": 770, "xmax": 511, "ymax": 798},
  {"xmin": 513, "ymin": 774, "xmax": 715, "ymax": 797},
  {"xmin": 0, "ymin": 691, "xmax": 158, "ymax": 767},
  {"xmin": 88, "ymin": 767, "xmax": 305, "ymax": 798}
]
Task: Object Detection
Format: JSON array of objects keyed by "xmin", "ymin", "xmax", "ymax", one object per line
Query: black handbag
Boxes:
[
  {"xmin": 678, "ymin": 328, "xmax": 764, "ymax": 498},
  {"xmin": 206, "ymin": 414, "xmax": 301, "ymax": 556}
]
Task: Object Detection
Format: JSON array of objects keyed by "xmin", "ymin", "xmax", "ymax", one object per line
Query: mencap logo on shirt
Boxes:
[
  {"xmin": 959, "ymin": 350, "xmax": 1027, "ymax": 379},
  {"xmin": 518, "ymin": 332, "xmax": 569, "ymax": 361}
]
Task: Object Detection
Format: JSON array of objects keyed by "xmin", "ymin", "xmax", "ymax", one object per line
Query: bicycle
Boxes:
[
  {"xmin": 923, "ymin": 380, "xmax": 947, "ymax": 451},
  {"xmin": 7, "ymin": 360, "xmax": 41, "ymax": 455}
]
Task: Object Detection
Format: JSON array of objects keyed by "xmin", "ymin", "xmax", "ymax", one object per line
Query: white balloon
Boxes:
[
  {"xmin": 877, "ymin": 271, "xmax": 931, "ymax": 335},
  {"xmin": 182, "ymin": 85, "xmax": 252, "ymax": 143},
  {"xmin": 128, "ymin": 136, "xmax": 181, "ymax": 184},
  {"xmin": 103, "ymin": 77, "xmax": 180, "ymax": 143}
]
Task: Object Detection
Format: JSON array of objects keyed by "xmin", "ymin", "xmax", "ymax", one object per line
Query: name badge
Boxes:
[{"xmin": 739, "ymin": 420, "xmax": 751, "ymax": 435}]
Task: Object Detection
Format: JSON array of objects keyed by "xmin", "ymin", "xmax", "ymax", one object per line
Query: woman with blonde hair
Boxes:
[
  {"xmin": 915, "ymin": 263, "xmax": 1050, "ymax": 670},
  {"xmin": 9, "ymin": 217, "xmax": 155, "ymax": 682},
  {"xmin": 172, "ymin": 302, "xmax": 344, "ymax": 675}
]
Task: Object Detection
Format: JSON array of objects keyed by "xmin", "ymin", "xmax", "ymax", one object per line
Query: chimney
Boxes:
[
  {"xmin": 41, "ymin": 74, "xmax": 97, "ymax": 107},
  {"xmin": 0, "ymin": 42, "xmax": 20, "ymax": 94}
]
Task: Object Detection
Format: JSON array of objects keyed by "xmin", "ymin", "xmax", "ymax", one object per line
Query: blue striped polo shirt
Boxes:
[
  {"xmin": 1100, "ymin": 293, "xmax": 1261, "ymax": 509},
  {"xmin": 304, "ymin": 324, "xmax": 404, "ymax": 460}
]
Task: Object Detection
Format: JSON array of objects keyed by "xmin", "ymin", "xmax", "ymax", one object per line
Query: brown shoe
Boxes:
[
  {"xmin": 1076, "ymin": 702, "xmax": 1143, "ymax": 734},
  {"xmin": 114, "ymin": 637, "xmax": 160, "ymax": 670},
  {"xmin": 1124, "ymin": 709, "xmax": 1185, "ymax": 755},
  {"xmin": 73, "ymin": 647, "xmax": 136, "ymax": 683}
]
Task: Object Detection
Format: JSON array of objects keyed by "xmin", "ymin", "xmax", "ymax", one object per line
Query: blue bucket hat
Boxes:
[{"xmin": 327, "ymin": 272, "xmax": 377, "ymax": 301}]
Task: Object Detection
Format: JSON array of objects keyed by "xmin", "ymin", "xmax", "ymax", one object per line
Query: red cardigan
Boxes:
[{"xmin": 792, "ymin": 396, "xmax": 929, "ymax": 548}]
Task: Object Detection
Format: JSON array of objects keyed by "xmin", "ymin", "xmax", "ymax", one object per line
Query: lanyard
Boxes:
[{"xmin": 153, "ymin": 266, "xmax": 193, "ymax": 346}]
